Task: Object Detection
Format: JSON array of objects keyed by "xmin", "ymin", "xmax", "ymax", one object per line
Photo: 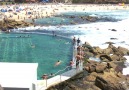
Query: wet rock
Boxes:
[
  {"xmin": 111, "ymin": 29, "xmax": 117, "ymax": 31},
  {"xmin": 110, "ymin": 38, "xmax": 118, "ymax": 40},
  {"xmin": 105, "ymin": 42, "xmax": 115, "ymax": 45},
  {"xmin": 86, "ymin": 16, "xmax": 98, "ymax": 22},
  {"xmin": 70, "ymin": 21, "xmax": 76, "ymax": 24},
  {"xmin": 69, "ymin": 16, "xmax": 75, "ymax": 18}
]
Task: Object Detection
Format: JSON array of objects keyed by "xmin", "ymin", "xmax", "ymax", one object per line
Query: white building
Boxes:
[{"xmin": 0, "ymin": 62, "xmax": 38, "ymax": 90}]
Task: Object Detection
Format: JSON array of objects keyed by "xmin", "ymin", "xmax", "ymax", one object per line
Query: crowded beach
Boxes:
[{"xmin": 0, "ymin": 3, "xmax": 129, "ymax": 23}]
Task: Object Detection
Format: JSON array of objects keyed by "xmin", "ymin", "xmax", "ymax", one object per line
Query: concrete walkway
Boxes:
[{"xmin": 36, "ymin": 66, "xmax": 83, "ymax": 90}]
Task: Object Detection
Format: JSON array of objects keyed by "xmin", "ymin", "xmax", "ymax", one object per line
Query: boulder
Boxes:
[
  {"xmin": 103, "ymin": 48, "xmax": 113, "ymax": 54},
  {"xmin": 92, "ymin": 47, "xmax": 103, "ymax": 55},
  {"xmin": 86, "ymin": 16, "xmax": 98, "ymax": 22},
  {"xmin": 17, "ymin": 21, "xmax": 23, "ymax": 25},
  {"xmin": 110, "ymin": 54, "xmax": 120, "ymax": 61},
  {"xmin": 87, "ymin": 60, "xmax": 98, "ymax": 65},
  {"xmin": 84, "ymin": 60, "xmax": 98, "ymax": 73},
  {"xmin": 115, "ymin": 65, "xmax": 123, "ymax": 73},
  {"xmin": 89, "ymin": 65, "xmax": 96, "ymax": 73},
  {"xmin": 99, "ymin": 54, "xmax": 112, "ymax": 61},
  {"xmin": 114, "ymin": 50, "xmax": 124, "ymax": 56},
  {"xmin": 85, "ymin": 66, "xmax": 90, "ymax": 71},
  {"xmin": 82, "ymin": 80, "xmax": 101, "ymax": 90},
  {"xmin": 107, "ymin": 44, "xmax": 118, "ymax": 53},
  {"xmin": 95, "ymin": 75, "xmax": 126, "ymax": 90},
  {"xmin": 84, "ymin": 52, "xmax": 94, "ymax": 58},
  {"xmin": 111, "ymin": 29, "xmax": 117, "ymax": 31},
  {"xmin": 107, "ymin": 62, "xmax": 117, "ymax": 68},
  {"xmin": 95, "ymin": 63, "xmax": 107, "ymax": 73},
  {"xmin": 84, "ymin": 74, "xmax": 96, "ymax": 82},
  {"xmin": 118, "ymin": 46, "xmax": 129, "ymax": 55}
]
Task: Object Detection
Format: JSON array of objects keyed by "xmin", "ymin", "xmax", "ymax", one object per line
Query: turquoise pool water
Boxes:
[{"xmin": 0, "ymin": 33, "xmax": 73, "ymax": 80}]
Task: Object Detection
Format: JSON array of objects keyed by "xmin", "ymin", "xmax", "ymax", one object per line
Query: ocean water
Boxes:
[
  {"xmin": 17, "ymin": 10, "xmax": 129, "ymax": 75},
  {"xmin": 0, "ymin": 33, "xmax": 73, "ymax": 80}
]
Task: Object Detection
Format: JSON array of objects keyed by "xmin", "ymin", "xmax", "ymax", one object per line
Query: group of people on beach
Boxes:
[{"xmin": 1, "ymin": 3, "xmax": 128, "ymax": 28}]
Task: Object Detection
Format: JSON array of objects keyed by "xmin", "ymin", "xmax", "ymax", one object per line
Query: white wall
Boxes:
[{"xmin": 0, "ymin": 62, "xmax": 38, "ymax": 90}]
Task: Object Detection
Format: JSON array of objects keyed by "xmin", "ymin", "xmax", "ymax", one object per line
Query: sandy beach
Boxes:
[{"xmin": 1, "ymin": 4, "xmax": 129, "ymax": 22}]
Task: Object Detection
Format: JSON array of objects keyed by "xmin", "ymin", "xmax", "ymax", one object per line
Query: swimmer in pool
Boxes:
[
  {"xmin": 65, "ymin": 42, "xmax": 70, "ymax": 44},
  {"xmin": 31, "ymin": 44, "xmax": 35, "ymax": 48},
  {"xmin": 54, "ymin": 60, "xmax": 62, "ymax": 66}
]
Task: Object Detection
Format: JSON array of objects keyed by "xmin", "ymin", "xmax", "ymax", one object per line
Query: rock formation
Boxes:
[
  {"xmin": 0, "ymin": 19, "xmax": 34, "ymax": 32},
  {"xmin": 47, "ymin": 42, "xmax": 129, "ymax": 90}
]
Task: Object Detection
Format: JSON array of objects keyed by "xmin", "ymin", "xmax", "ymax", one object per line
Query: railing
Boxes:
[
  {"xmin": 36, "ymin": 38, "xmax": 83, "ymax": 90},
  {"xmin": 37, "ymin": 65, "xmax": 83, "ymax": 90}
]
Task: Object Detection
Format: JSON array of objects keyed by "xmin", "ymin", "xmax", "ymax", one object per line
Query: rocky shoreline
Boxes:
[
  {"xmin": 0, "ymin": 19, "xmax": 34, "ymax": 32},
  {"xmin": 0, "ymin": 14, "xmax": 99, "ymax": 32},
  {"xmin": 47, "ymin": 42, "xmax": 129, "ymax": 90}
]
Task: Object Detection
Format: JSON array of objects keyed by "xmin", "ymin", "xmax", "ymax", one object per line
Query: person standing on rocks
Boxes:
[{"xmin": 77, "ymin": 38, "xmax": 81, "ymax": 46}]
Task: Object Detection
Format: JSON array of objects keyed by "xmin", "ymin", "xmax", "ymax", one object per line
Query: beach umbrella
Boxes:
[
  {"xmin": 5, "ymin": 9, "xmax": 7, "ymax": 12},
  {"xmin": 28, "ymin": 12, "xmax": 31, "ymax": 14},
  {"xmin": 19, "ymin": 6, "xmax": 24, "ymax": 11},
  {"xmin": 8, "ymin": 9, "xmax": 13, "ymax": 12},
  {"xmin": 42, "ymin": 0, "xmax": 49, "ymax": 2},
  {"xmin": 1, "ymin": 9, "xmax": 4, "ymax": 12},
  {"xmin": 1, "ymin": 9, "xmax": 7, "ymax": 12},
  {"xmin": 16, "ymin": 10, "xmax": 19, "ymax": 12}
]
